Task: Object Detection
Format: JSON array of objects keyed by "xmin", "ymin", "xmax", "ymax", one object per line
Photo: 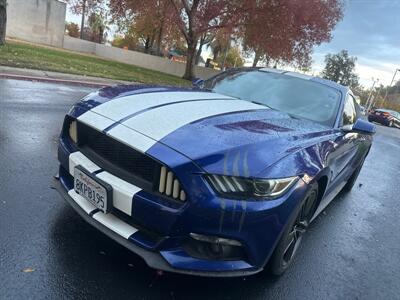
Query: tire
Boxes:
[
  {"xmin": 269, "ymin": 182, "xmax": 319, "ymax": 276},
  {"xmin": 342, "ymin": 159, "xmax": 365, "ymax": 193},
  {"xmin": 389, "ymin": 121, "xmax": 394, "ymax": 127}
]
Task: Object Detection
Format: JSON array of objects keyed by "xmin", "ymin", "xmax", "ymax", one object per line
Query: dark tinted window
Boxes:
[{"xmin": 204, "ymin": 70, "xmax": 341, "ymax": 127}]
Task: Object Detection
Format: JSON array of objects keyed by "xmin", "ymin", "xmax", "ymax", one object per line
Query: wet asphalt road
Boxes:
[{"xmin": 1, "ymin": 79, "xmax": 400, "ymax": 300}]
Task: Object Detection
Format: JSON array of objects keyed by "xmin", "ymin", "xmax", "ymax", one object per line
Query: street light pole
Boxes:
[
  {"xmin": 370, "ymin": 85, "xmax": 384, "ymax": 110},
  {"xmin": 366, "ymin": 78, "xmax": 378, "ymax": 111},
  {"xmin": 80, "ymin": 0, "xmax": 87, "ymax": 40},
  {"xmin": 382, "ymin": 68, "xmax": 400, "ymax": 105}
]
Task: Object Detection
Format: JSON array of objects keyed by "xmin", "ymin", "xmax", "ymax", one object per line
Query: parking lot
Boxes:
[{"xmin": 1, "ymin": 79, "xmax": 400, "ymax": 299}]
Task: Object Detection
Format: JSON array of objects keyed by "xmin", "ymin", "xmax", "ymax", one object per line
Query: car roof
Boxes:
[
  {"xmin": 376, "ymin": 109, "xmax": 398, "ymax": 114},
  {"xmin": 258, "ymin": 67, "xmax": 348, "ymax": 94}
]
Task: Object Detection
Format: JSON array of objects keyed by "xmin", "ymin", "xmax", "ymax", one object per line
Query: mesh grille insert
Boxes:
[{"xmin": 76, "ymin": 122, "xmax": 160, "ymax": 189}]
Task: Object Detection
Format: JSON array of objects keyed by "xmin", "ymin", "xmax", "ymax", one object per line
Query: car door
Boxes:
[{"xmin": 326, "ymin": 94, "xmax": 362, "ymax": 191}]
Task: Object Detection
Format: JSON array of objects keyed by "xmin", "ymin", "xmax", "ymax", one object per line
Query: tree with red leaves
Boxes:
[
  {"xmin": 169, "ymin": 0, "xmax": 254, "ymax": 79},
  {"xmin": 109, "ymin": 0, "xmax": 343, "ymax": 80},
  {"xmin": 243, "ymin": 0, "xmax": 343, "ymax": 69},
  {"xmin": 110, "ymin": 0, "xmax": 177, "ymax": 56}
]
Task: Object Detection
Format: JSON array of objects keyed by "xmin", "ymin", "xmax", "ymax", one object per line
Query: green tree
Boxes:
[
  {"xmin": 322, "ymin": 50, "xmax": 359, "ymax": 89},
  {"xmin": 218, "ymin": 47, "xmax": 244, "ymax": 68},
  {"xmin": 111, "ymin": 28, "xmax": 140, "ymax": 51},
  {"xmin": 0, "ymin": 0, "xmax": 6, "ymax": 45}
]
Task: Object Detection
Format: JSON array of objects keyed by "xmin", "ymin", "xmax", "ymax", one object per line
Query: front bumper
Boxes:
[
  {"xmin": 53, "ymin": 176, "xmax": 263, "ymax": 277},
  {"xmin": 56, "ymin": 130, "xmax": 310, "ymax": 276}
]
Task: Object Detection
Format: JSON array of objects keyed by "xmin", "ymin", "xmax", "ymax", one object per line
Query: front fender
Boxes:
[{"xmin": 258, "ymin": 141, "xmax": 335, "ymax": 185}]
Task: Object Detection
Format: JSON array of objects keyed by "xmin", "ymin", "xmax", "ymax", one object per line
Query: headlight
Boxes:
[
  {"xmin": 205, "ymin": 174, "xmax": 298, "ymax": 200},
  {"xmin": 69, "ymin": 120, "xmax": 78, "ymax": 144}
]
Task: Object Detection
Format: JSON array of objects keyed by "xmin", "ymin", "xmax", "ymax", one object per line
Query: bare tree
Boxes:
[{"xmin": 0, "ymin": 0, "xmax": 6, "ymax": 45}]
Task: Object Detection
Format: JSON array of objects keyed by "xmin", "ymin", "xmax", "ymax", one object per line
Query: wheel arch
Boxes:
[{"xmin": 315, "ymin": 175, "xmax": 329, "ymax": 211}]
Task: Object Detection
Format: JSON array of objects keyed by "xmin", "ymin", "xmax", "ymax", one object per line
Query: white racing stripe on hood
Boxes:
[
  {"xmin": 120, "ymin": 99, "xmax": 266, "ymax": 142},
  {"xmin": 106, "ymin": 124, "xmax": 157, "ymax": 153},
  {"xmin": 90, "ymin": 91, "xmax": 234, "ymax": 121},
  {"xmin": 77, "ymin": 110, "xmax": 115, "ymax": 131},
  {"xmin": 76, "ymin": 92, "xmax": 266, "ymax": 154}
]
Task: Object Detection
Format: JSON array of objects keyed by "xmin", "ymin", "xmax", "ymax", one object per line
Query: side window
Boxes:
[
  {"xmin": 342, "ymin": 95, "xmax": 357, "ymax": 126},
  {"xmin": 350, "ymin": 95, "xmax": 361, "ymax": 119}
]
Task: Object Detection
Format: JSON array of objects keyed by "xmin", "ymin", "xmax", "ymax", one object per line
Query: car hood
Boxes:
[
  {"xmin": 77, "ymin": 88, "xmax": 332, "ymax": 176},
  {"xmin": 159, "ymin": 108, "xmax": 332, "ymax": 176}
]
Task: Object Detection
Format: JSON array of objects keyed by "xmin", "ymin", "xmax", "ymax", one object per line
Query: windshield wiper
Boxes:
[
  {"xmin": 250, "ymin": 101, "xmax": 272, "ymax": 109},
  {"xmin": 286, "ymin": 113, "xmax": 302, "ymax": 120}
]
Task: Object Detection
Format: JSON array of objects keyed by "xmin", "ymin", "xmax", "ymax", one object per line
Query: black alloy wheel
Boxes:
[{"xmin": 269, "ymin": 182, "xmax": 319, "ymax": 276}]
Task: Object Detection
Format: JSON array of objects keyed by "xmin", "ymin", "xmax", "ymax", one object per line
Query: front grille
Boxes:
[
  {"xmin": 75, "ymin": 121, "xmax": 187, "ymax": 203},
  {"xmin": 76, "ymin": 121, "xmax": 160, "ymax": 190}
]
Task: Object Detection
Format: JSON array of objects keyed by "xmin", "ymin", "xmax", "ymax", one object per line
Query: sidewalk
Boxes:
[{"xmin": 0, "ymin": 66, "xmax": 135, "ymax": 88}]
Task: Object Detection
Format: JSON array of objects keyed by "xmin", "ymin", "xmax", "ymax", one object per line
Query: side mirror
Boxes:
[
  {"xmin": 343, "ymin": 119, "xmax": 376, "ymax": 135},
  {"xmin": 192, "ymin": 78, "xmax": 204, "ymax": 88}
]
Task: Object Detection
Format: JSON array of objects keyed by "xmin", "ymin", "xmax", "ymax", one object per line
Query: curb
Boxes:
[{"xmin": 0, "ymin": 73, "xmax": 113, "ymax": 88}]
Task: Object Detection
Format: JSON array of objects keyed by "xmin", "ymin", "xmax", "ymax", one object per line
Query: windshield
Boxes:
[{"xmin": 204, "ymin": 70, "xmax": 341, "ymax": 127}]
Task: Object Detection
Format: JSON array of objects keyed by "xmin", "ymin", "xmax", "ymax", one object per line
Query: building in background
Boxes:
[{"xmin": 6, "ymin": 0, "xmax": 66, "ymax": 47}]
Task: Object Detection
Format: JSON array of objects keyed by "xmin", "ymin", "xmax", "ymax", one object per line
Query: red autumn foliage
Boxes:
[
  {"xmin": 243, "ymin": 0, "xmax": 343, "ymax": 69},
  {"xmin": 109, "ymin": 0, "xmax": 179, "ymax": 56},
  {"xmin": 169, "ymin": 0, "xmax": 255, "ymax": 79},
  {"xmin": 107, "ymin": 1, "xmax": 344, "ymax": 80}
]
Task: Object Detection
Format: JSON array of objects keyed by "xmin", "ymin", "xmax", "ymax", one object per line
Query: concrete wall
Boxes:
[
  {"xmin": 63, "ymin": 36, "xmax": 219, "ymax": 79},
  {"xmin": 63, "ymin": 35, "xmax": 96, "ymax": 54},
  {"xmin": 6, "ymin": 0, "xmax": 66, "ymax": 48},
  {"xmin": 5, "ymin": 0, "xmax": 219, "ymax": 79}
]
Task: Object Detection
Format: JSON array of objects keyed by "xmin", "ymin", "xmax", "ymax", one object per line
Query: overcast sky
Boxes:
[
  {"xmin": 66, "ymin": 0, "xmax": 400, "ymax": 87},
  {"xmin": 312, "ymin": 0, "xmax": 400, "ymax": 87}
]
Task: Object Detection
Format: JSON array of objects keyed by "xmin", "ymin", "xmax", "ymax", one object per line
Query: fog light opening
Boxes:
[
  {"xmin": 184, "ymin": 233, "xmax": 246, "ymax": 261},
  {"xmin": 189, "ymin": 233, "xmax": 242, "ymax": 246}
]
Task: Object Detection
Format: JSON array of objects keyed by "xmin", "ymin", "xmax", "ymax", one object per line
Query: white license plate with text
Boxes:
[{"xmin": 74, "ymin": 167, "xmax": 111, "ymax": 213}]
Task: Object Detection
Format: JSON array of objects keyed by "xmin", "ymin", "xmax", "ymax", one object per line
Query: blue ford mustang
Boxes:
[{"xmin": 53, "ymin": 68, "xmax": 375, "ymax": 277}]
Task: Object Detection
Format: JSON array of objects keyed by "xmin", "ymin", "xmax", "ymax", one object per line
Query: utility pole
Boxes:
[
  {"xmin": 370, "ymin": 84, "xmax": 384, "ymax": 111},
  {"xmin": 382, "ymin": 68, "xmax": 400, "ymax": 105},
  {"xmin": 366, "ymin": 78, "xmax": 378, "ymax": 111},
  {"xmin": 80, "ymin": 0, "xmax": 87, "ymax": 40}
]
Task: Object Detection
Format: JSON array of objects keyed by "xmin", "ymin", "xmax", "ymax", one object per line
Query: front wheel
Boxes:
[{"xmin": 269, "ymin": 182, "xmax": 319, "ymax": 276}]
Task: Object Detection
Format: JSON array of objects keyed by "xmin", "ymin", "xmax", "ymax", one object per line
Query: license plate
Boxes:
[{"xmin": 74, "ymin": 166, "xmax": 112, "ymax": 213}]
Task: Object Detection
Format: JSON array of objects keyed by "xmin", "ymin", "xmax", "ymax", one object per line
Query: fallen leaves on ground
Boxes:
[{"xmin": 22, "ymin": 268, "xmax": 35, "ymax": 273}]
